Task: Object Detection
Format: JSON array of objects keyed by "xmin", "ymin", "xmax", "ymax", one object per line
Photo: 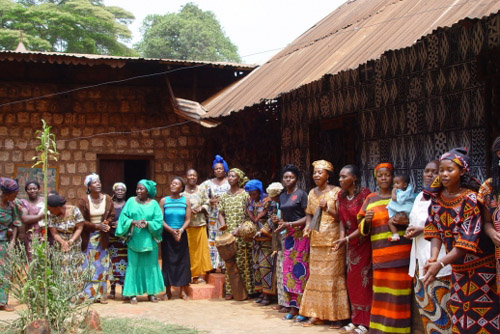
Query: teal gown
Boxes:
[{"xmin": 116, "ymin": 197, "xmax": 164, "ymax": 296}]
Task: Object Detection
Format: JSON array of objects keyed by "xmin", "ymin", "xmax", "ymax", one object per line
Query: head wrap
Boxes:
[
  {"xmin": 312, "ymin": 160, "xmax": 334, "ymax": 172},
  {"xmin": 112, "ymin": 182, "xmax": 127, "ymax": 192},
  {"xmin": 266, "ymin": 182, "xmax": 284, "ymax": 198},
  {"xmin": 84, "ymin": 173, "xmax": 100, "ymax": 187},
  {"xmin": 138, "ymin": 179, "xmax": 157, "ymax": 198},
  {"xmin": 212, "ymin": 155, "xmax": 229, "ymax": 174},
  {"xmin": 47, "ymin": 195, "xmax": 66, "ymax": 207},
  {"xmin": 281, "ymin": 164, "xmax": 301, "ymax": 179},
  {"xmin": 244, "ymin": 179, "xmax": 265, "ymax": 200},
  {"xmin": 230, "ymin": 168, "xmax": 249, "ymax": 188},
  {"xmin": 374, "ymin": 162, "xmax": 394, "ymax": 178},
  {"xmin": 440, "ymin": 147, "xmax": 470, "ymax": 172},
  {"xmin": 0, "ymin": 177, "xmax": 19, "ymax": 194}
]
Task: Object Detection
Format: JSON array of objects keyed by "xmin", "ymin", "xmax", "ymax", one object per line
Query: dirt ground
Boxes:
[{"xmin": 0, "ymin": 294, "xmax": 344, "ymax": 334}]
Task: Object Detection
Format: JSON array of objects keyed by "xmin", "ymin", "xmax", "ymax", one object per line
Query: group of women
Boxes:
[{"xmin": 1, "ymin": 143, "xmax": 500, "ymax": 333}]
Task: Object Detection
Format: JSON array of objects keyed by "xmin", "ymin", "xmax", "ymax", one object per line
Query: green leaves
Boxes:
[
  {"xmin": 136, "ymin": 2, "xmax": 240, "ymax": 62},
  {"xmin": 0, "ymin": 0, "xmax": 135, "ymax": 56}
]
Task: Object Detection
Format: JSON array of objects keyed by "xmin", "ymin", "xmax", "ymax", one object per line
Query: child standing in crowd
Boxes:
[{"xmin": 386, "ymin": 174, "xmax": 416, "ymax": 242}]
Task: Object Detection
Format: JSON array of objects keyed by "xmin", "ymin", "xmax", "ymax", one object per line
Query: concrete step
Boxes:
[{"xmin": 171, "ymin": 273, "xmax": 225, "ymax": 300}]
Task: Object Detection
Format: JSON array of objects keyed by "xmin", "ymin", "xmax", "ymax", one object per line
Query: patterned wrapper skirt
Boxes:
[
  {"xmin": 283, "ymin": 232, "xmax": 309, "ymax": 309},
  {"xmin": 186, "ymin": 226, "xmax": 212, "ymax": 278},
  {"xmin": 413, "ymin": 275, "xmax": 452, "ymax": 334},
  {"xmin": 82, "ymin": 231, "xmax": 111, "ymax": 300},
  {"xmin": 108, "ymin": 234, "xmax": 128, "ymax": 286},
  {"xmin": 0, "ymin": 242, "xmax": 9, "ymax": 305},
  {"xmin": 276, "ymin": 250, "xmax": 285, "ymax": 306},
  {"xmin": 369, "ymin": 267, "xmax": 412, "ymax": 334},
  {"xmin": 299, "ymin": 245, "xmax": 349, "ymax": 321},
  {"xmin": 225, "ymin": 238, "xmax": 254, "ymax": 295},
  {"xmin": 207, "ymin": 214, "xmax": 224, "ymax": 269},
  {"xmin": 253, "ymin": 239, "xmax": 276, "ymax": 295}
]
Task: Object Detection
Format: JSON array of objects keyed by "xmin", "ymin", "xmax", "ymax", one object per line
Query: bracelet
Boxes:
[
  {"xmin": 439, "ymin": 261, "xmax": 446, "ymax": 269},
  {"xmin": 288, "ymin": 222, "xmax": 292, "ymax": 228},
  {"xmin": 346, "ymin": 236, "xmax": 349, "ymax": 243}
]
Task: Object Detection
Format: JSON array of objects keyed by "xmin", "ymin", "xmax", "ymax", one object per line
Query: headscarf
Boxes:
[
  {"xmin": 266, "ymin": 182, "xmax": 284, "ymax": 198},
  {"xmin": 244, "ymin": 179, "xmax": 265, "ymax": 200},
  {"xmin": 84, "ymin": 173, "xmax": 100, "ymax": 187},
  {"xmin": 138, "ymin": 179, "xmax": 157, "ymax": 198},
  {"xmin": 281, "ymin": 164, "xmax": 301, "ymax": 179},
  {"xmin": 230, "ymin": 168, "xmax": 249, "ymax": 188},
  {"xmin": 212, "ymin": 155, "xmax": 229, "ymax": 173},
  {"xmin": 47, "ymin": 195, "xmax": 66, "ymax": 207},
  {"xmin": 312, "ymin": 160, "xmax": 334, "ymax": 172},
  {"xmin": 439, "ymin": 147, "xmax": 470, "ymax": 172},
  {"xmin": 374, "ymin": 162, "xmax": 394, "ymax": 178},
  {"xmin": 112, "ymin": 182, "xmax": 127, "ymax": 192},
  {"xmin": 0, "ymin": 177, "xmax": 19, "ymax": 194}
]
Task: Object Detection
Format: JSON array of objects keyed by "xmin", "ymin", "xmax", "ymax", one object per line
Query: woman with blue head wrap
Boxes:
[
  {"xmin": 116, "ymin": 179, "xmax": 164, "ymax": 304},
  {"xmin": 245, "ymin": 179, "xmax": 277, "ymax": 305},
  {"xmin": 200, "ymin": 155, "xmax": 231, "ymax": 270}
]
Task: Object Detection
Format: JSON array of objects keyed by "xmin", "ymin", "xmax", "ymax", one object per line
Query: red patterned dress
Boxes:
[
  {"xmin": 337, "ymin": 188, "xmax": 372, "ymax": 327},
  {"xmin": 425, "ymin": 189, "xmax": 498, "ymax": 334}
]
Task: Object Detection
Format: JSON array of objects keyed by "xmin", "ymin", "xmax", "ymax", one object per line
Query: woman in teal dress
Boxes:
[
  {"xmin": 0, "ymin": 178, "xmax": 21, "ymax": 312},
  {"xmin": 116, "ymin": 179, "xmax": 164, "ymax": 304},
  {"xmin": 160, "ymin": 177, "xmax": 191, "ymax": 300}
]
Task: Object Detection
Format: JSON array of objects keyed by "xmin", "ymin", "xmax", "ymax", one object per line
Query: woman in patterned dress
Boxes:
[
  {"xmin": 245, "ymin": 179, "xmax": 276, "ymax": 305},
  {"xmin": 405, "ymin": 160, "xmax": 452, "ymax": 334},
  {"xmin": 333, "ymin": 165, "xmax": 372, "ymax": 334},
  {"xmin": 108, "ymin": 182, "xmax": 127, "ymax": 300},
  {"xmin": 218, "ymin": 168, "xmax": 253, "ymax": 299},
  {"xmin": 201, "ymin": 155, "xmax": 230, "ymax": 270},
  {"xmin": 182, "ymin": 169, "xmax": 212, "ymax": 284},
  {"xmin": 47, "ymin": 195, "xmax": 85, "ymax": 271},
  {"xmin": 18, "ymin": 180, "xmax": 44, "ymax": 260},
  {"xmin": 423, "ymin": 147, "xmax": 499, "ymax": 333},
  {"xmin": 423, "ymin": 147, "xmax": 498, "ymax": 333},
  {"xmin": 300, "ymin": 160, "xmax": 350, "ymax": 328},
  {"xmin": 0, "ymin": 178, "xmax": 21, "ymax": 312},
  {"xmin": 78, "ymin": 173, "xmax": 114, "ymax": 303},
  {"xmin": 277, "ymin": 164, "xmax": 309, "ymax": 321}
]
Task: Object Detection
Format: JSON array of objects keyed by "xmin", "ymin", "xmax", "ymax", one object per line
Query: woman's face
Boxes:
[
  {"xmin": 136, "ymin": 184, "xmax": 148, "ymax": 200},
  {"xmin": 186, "ymin": 170, "xmax": 198, "ymax": 186},
  {"xmin": 376, "ymin": 168, "xmax": 393, "ymax": 190},
  {"xmin": 114, "ymin": 186, "xmax": 126, "ymax": 200},
  {"xmin": 439, "ymin": 160, "xmax": 464, "ymax": 188},
  {"xmin": 282, "ymin": 171, "xmax": 297, "ymax": 189},
  {"xmin": 48, "ymin": 205, "xmax": 62, "ymax": 216},
  {"xmin": 26, "ymin": 183, "xmax": 40, "ymax": 200},
  {"xmin": 249, "ymin": 190, "xmax": 261, "ymax": 202},
  {"xmin": 227, "ymin": 171, "xmax": 239, "ymax": 187},
  {"xmin": 339, "ymin": 168, "xmax": 355, "ymax": 190},
  {"xmin": 213, "ymin": 163, "xmax": 226, "ymax": 178},
  {"xmin": 88, "ymin": 179, "xmax": 101, "ymax": 194},
  {"xmin": 423, "ymin": 161, "xmax": 439, "ymax": 187},
  {"xmin": 170, "ymin": 179, "xmax": 183, "ymax": 194},
  {"xmin": 312, "ymin": 168, "xmax": 329, "ymax": 187}
]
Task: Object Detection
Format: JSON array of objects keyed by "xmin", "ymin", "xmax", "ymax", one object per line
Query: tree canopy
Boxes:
[
  {"xmin": 0, "ymin": 0, "xmax": 136, "ymax": 56},
  {"xmin": 136, "ymin": 2, "xmax": 240, "ymax": 62}
]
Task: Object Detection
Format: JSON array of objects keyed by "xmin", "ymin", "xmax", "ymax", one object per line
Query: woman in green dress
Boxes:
[{"xmin": 116, "ymin": 179, "xmax": 164, "ymax": 304}]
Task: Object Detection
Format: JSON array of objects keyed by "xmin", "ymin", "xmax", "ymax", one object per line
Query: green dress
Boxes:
[
  {"xmin": 0, "ymin": 202, "xmax": 21, "ymax": 305},
  {"xmin": 116, "ymin": 197, "xmax": 164, "ymax": 296}
]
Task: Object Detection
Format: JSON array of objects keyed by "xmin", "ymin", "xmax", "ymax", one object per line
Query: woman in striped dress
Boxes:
[{"xmin": 357, "ymin": 163, "xmax": 412, "ymax": 334}]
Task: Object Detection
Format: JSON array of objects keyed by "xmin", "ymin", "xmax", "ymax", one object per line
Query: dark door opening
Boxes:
[{"xmin": 98, "ymin": 155, "xmax": 153, "ymax": 199}]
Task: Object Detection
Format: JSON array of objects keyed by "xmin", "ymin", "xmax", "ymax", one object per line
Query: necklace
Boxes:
[
  {"xmin": 346, "ymin": 194, "xmax": 355, "ymax": 201},
  {"xmin": 186, "ymin": 186, "xmax": 197, "ymax": 193}
]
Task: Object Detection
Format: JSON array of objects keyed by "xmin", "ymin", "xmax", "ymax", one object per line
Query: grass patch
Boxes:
[{"xmin": 96, "ymin": 318, "xmax": 203, "ymax": 334}]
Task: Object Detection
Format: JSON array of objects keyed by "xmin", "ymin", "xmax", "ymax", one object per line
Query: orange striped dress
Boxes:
[{"xmin": 358, "ymin": 193, "xmax": 412, "ymax": 334}]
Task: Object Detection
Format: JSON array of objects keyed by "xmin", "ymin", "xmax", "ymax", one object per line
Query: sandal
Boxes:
[
  {"xmin": 340, "ymin": 323, "xmax": 356, "ymax": 333},
  {"xmin": 303, "ymin": 318, "xmax": 325, "ymax": 327},
  {"xmin": 225, "ymin": 294, "xmax": 234, "ymax": 300},
  {"xmin": 130, "ymin": 297, "xmax": 138, "ymax": 305},
  {"xmin": 161, "ymin": 293, "xmax": 172, "ymax": 301},
  {"xmin": 107, "ymin": 292, "xmax": 116, "ymax": 300},
  {"xmin": 196, "ymin": 277, "xmax": 206, "ymax": 284},
  {"xmin": 282, "ymin": 313, "xmax": 296, "ymax": 320},
  {"xmin": 260, "ymin": 298, "xmax": 272, "ymax": 306},
  {"xmin": 254, "ymin": 297, "xmax": 263, "ymax": 303},
  {"xmin": 294, "ymin": 315, "xmax": 308, "ymax": 323},
  {"xmin": 148, "ymin": 295, "xmax": 158, "ymax": 303},
  {"xmin": 0, "ymin": 305, "xmax": 14, "ymax": 312},
  {"xmin": 329, "ymin": 321, "xmax": 342, "ymax": 329},
  {"xmin": 181, "ymin": 293, "xmax": 189, "ymax": 301},
  {"xmin": 353, "ymin": 325, "xmax": 369, "ymax": 334}
]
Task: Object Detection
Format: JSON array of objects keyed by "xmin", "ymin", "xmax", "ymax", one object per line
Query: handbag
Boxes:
[{"xmin": 309, "ymin": 206, "xmax": 322, "ymax": 232}]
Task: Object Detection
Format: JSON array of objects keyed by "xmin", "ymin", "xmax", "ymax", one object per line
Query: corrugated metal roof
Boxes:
[
  {"xmin": 0, "ymin": 50, "xmax": 256, "ymax": 70},
  {"xmin": 203, "ymin": 0, "xmax": 500, "ymax": 118}
]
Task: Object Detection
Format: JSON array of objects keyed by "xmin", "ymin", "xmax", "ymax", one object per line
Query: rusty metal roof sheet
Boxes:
[
  {"xmin": 0, "ymin": 50, "xmax": 256, "ymax": 70},
  {"xmin": 203, "ymin": 0, "xmax": 500, "ymax": 118}
]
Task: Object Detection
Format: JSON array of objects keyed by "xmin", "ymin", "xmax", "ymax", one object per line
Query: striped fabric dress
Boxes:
[{"xmin": 358, "ymin": 193, "xmax": 412, "ymax": 334}]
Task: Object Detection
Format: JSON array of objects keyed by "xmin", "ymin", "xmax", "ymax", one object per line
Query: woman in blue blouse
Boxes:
[{"xmin": 160, "ymin": 177, "xmax": 192, "ymax": 300}]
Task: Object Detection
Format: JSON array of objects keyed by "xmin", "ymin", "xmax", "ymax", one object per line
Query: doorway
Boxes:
[{"xmin": 97, "ymin": 155, "xmax": 154, "ymax": 199}]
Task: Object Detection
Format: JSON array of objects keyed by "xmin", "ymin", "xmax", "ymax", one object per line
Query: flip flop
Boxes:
[
  {"xmin": 294, "ymin": 315, "xmax": 308, "ymax": 323},
  {"xmin": 282, "ymin": 313, "xmax": 296, "ymax": 320},
  {"xmin": 339, "ymin": 323, "xmax": 356, "ymax": 333}
]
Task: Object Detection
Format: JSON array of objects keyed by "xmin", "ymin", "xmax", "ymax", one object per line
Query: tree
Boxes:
[
  {"xmin": 0, "ymin": 0, "xmax": 136, "ymax": 56},
  {"xmin": 136, "ymin": 2, "xmax": 240, "ymax": 62}
]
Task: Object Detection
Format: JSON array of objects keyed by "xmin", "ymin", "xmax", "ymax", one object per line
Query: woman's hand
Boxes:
[
  {"xmin": 332, "ymin": 237, "xmax": 347, "ymax": 251},
  {"xmin": 98, "ymin": 223, "xmax": 110, "ymax": 232},
  {"xmin": 275, "ymin": 221, "xmax": 287, "ymax": 233},
  {"xmin": 192, "ymin": 207, "xmax": 201, "ymax": 214},
  {"xmin": 209, "ymin": 197, "xmax": 220, "ymax": 207},
  {"xmin": 365, "ymin": 210, "xmax": 375, "ymax": 223},
  {"xmin": 319, "ymin": 199, "xmax": 327, "ymax": 211},
  {"xmin": 60, "ymin": 240, "xmax": 70, "ymax": 252},
  {"xmin": 422, "ymin": 260, "xmax": 440, "ymax": 287},
  {"xmin": 303, "ymin": 225, "xmax": 311, "ymax": 237},
  {"xmin": 489, "ymin": 230, "xmax": 500, "ymax": 247},
  {"xmin": 404, "ymin": 226, "xmax": 424, "ymax": 239},
  {"xmin": 174, "ymin": 228, "xmax": 184, "ymax": 242}
]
